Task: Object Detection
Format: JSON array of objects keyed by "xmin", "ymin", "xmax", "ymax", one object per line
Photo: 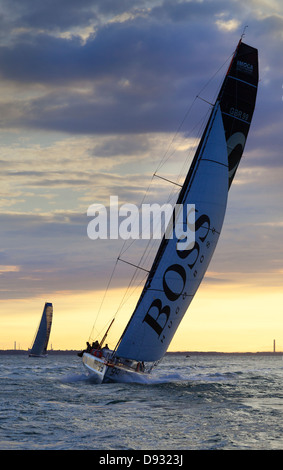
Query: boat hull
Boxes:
[
  {"xmin": 82, "ymin": 352, "xmax": 107, "ymax": 383},
  {"xmin": 82, "ymin": 352, "xmax": 147, "ymax": 384},
  {"xmin": 29, "ymin": 353, "xmax": 48, "ymax": 357},
  {"xmin": 104, "ymin": 363, "xmax": 146, "ymax": 384}
]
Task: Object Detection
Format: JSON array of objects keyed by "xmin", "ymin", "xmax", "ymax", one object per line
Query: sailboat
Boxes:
[
  {"xmin": 81, "ymin": 38, "xmax": 258, "ymax": 383},
  {"xmin": 29, "ymin": 302, "xmax": 53, "ymax": 357}
]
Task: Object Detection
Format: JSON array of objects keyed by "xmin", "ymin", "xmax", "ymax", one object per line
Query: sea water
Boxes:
[{"xmin": 1, "ymin": 353, "xmax": 283, "ymax": 450}]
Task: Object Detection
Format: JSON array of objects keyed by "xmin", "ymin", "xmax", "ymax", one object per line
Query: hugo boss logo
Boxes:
[{"xmin": 142, "ymin": 211, "xmax": 213, "ymax": 343}]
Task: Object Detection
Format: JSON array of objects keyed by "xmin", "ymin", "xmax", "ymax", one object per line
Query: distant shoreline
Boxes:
[{"xmin": 0, "ymin": 349, "xmax": 282, "ymax": 356}]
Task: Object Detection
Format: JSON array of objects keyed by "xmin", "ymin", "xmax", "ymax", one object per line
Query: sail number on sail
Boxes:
[{"xmin": 229, "ymin": 107, "xmax": 249, "ymax": 121}]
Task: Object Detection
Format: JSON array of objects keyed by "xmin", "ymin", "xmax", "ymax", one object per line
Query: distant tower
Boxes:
[
  {"xmin": 273, "ymin": 339, "xmax": 276, "ymax": 353},
  {"xmin": 14, "ymin": 341, "xmax": 16, "ymax": 350}
]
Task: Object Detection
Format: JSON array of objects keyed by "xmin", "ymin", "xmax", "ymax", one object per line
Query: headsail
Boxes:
[
  {"xmin": 29, "ymin": 302, "xmax": 53, "ymax": 356},
  {"xmin": 116, "ymin": 41, "xmax": 258, "ymax": 362}
]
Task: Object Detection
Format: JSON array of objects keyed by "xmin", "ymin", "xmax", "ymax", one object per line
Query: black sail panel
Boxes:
[{"xmin": 218, "ymin": 41, "xmax": 258, "ymax": 186}]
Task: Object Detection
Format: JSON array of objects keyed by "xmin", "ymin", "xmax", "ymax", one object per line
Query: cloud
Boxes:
[
  {"xmin": 0, "ymin": 0, "xmax": 97, "ymax": 36},
  {"xmin": 0, "ymin": 0, "xmax": 281, "ymax": 145},
  {"xmin": 0, "ymin": 209, "xmax": 155, "ymax": 300},
  {"xmin": 0, "ymin": 2, "xmax": 247, "ymax": 134},
  {"xmin": 0, "ymin": 211, "xmax": 107, "ymax": 298},
  {"xmin": 0, "ymin": 0, "xmax": 283, "ymax": 306}
]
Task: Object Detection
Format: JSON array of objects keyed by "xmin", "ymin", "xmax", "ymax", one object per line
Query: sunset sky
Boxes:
[{"xmin": 1, "ymin": 0, "xmax": 283, "ymax": 352}]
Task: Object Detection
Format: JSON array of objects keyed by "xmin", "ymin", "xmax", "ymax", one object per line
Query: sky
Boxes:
[{"xmin": 0, "ymin": 0, "xmax": 283, "ymax": 352}]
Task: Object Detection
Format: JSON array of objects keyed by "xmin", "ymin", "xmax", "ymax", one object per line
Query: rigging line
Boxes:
[
  {"xmin": 164, "ymin": 108, "xmax": 211, "ymax": 197},
  {"xmin": 168, "ymin": 107, "xmax": 211, "ymax": 191},
  {"xmin": 132, "ymin": 229, "xmax": 161, "ymax": 281},
  {"xmin": 93, "ymin": 174, "xmax": 155, "ymax": 327},
  {"xmin": 109, "ymin": 263, "xmax": 148, "ymax": 331},
  {"xmin": 155, "ymin": 50, "xmax": 234, "ymax": 176},
  {"xmin": 88, "ymin": 257, "xmax": 119, "ymax": 342},
  {"xmin": 118, "ymin": 173, "xmax": 155, "ymax": 258},
  {"xmin": 118, "ymin": 215, "xmax": 160, "ymax": 296},
  {"xmin": 115, "ymin": 211, "xmax": 164, "ymax": 315},
  {"xmin": 95, "ymin": 239, "xmax": 151, "ymax": 334},
  {"xmin": 154, "ymin": 96, "xmax": 198, "ymax": 174},
  {"xmin": 112, "ymin": 270, "xmax": 148, "ymax": 319},
  {"xmin": 90, "ymin": 317, "xmax": 114, "ymax": 346},
  {"xmin": 196, "ymin": 50, "xmax": 234, "ymax": 101},
  {"xmin": 161, "ymin": 105, "xmax": 211, "ymax": 191},
  {"xmin": 158, "ymin": 106, "xmax": 210, "ymax": 212},
  {"xmin": 117, "ymin": 257, "xmax": 150, "ymax": 273},
  {"xmin": 153, "ymin": 173, "xmax": 182, "ymax": 187},
  {"xmin": 118, "ymin": 126, "xmax": 199, "ymax": 276},
  {"xmin": 115, "ymin": 246, "xmax": 151, "ymax": 310},
  {"xmin": 196, "ymin": 95, "xmax": 214, "ymax": 106}
]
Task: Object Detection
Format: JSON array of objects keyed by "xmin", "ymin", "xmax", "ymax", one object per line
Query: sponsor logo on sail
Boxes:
[
  {"xmin": 142, "ymin": 210, "xmax": 214, "ymax": 342},
  {"xmin": 236, "ymin": 60, "xmax": 253, "ymax": 74}
]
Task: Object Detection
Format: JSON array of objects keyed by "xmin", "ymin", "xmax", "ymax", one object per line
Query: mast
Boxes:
[
  {"xmin": 115, "ymin": 41, "xmax": 258, "ymax": 363},
  {"xmin": 100, "ymin": 318, "xmax": 115, "ymax": 348}
]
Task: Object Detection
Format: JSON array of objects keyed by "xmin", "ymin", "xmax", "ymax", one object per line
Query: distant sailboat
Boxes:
[
  {"xmin": 80, "ymin": 38, "xmax": 258, "ymax": 383},
  {"xmin": 29, "ymin": 302, "xmax": 53, "ymax": 357}
]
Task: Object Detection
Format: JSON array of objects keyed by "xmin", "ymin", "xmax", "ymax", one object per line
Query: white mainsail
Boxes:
[
  {"xmin": 81, "ymin": 39, "xmax": 258, "ymax": 383},
  {"xmin": 29, "ymin": 302, "xmax": 53, "ymax": 357},
  {"xmin": 116, "ymin": 104, "xmax": 228, "ymax": 362}
]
